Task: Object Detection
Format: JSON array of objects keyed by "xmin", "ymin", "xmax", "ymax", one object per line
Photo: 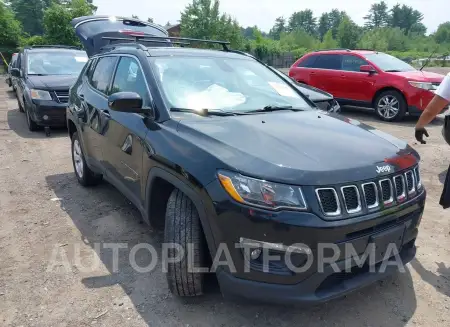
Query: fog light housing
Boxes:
[
  {"xmin": 43, "ymin": 115, "xmax": 49, "ymax": 121},
  {"xmin": 250, "ymin": 248, "xmax": 262, "ymax": 260}
]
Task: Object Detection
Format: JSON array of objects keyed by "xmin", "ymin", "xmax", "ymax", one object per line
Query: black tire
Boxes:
[
  {"xmin": 25, "ymin": 102, "xmax": 38, "ymax": 131},
  {"xmin": 17, "ymin": 97, "xmax": 24, "ymax": 113},
  {"xmin": 374, "ymin": 90, "xmax": 406, "ymax": 122},
  {"xmin": 164, "ymin": 189, "xmax": 206, "ymax": 297},
  {"xmin": 71, "ymin": 132, "xmax": 102, "ymax": 186}
]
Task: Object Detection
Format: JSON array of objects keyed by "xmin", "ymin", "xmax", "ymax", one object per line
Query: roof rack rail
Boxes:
[
  {"xmin": 102, "ymin": 34, "xmax": 230, "ymax": 50},
  {"xmin": 24, "ymin": 45, "xmax": 82, "ymax": 50},
  {"xmin": 313, "ymin": 48, "xmax": 351, "ymax": 52}
]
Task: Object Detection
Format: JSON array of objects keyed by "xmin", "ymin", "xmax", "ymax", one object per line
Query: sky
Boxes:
[{"xmin": 93, "ymin": 0, "xmax": 449, "ymax": 34}]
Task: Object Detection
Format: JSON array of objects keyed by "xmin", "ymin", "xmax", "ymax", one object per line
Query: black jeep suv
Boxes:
[
  {"xmin": 10, "ymin": 45, "xmax": 88, "ymax": 135},
  {"xmin": 67, "ymin": 16, "xmax": 426, "ymax": 305}
]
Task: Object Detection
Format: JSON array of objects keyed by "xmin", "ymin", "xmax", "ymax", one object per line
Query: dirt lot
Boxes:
[{"xmin": 0, "ymin": 82, "xmax": 449, "ymax": 327}]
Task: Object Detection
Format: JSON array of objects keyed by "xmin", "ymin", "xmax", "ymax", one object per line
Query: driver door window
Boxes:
[
  {"xmin": 111, "ymin": 57, "xmax": 150, "ymax": 107},
  {"xmin": 342, "ymin": 55, "xmax": 369, "ymax": 72}
]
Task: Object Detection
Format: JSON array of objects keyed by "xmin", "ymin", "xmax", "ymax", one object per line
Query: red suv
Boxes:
[{"xmin": 289, "ymin": 49, "xmax": 445, "ymax": 121}]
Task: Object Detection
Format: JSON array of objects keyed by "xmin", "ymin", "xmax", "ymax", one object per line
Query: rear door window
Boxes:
[
  {"xmin": 342, "ymin": 55, "xmax": 369, "ymax": 72},
  {"xmin": 89, "ymin": 56, "xmax": 117, "ymax": 95},
  {"xmin": 298, "ymin": 55, "xmax": 318, "ymax": 68},
  {"xmin": 314, "ymin": 54, "xmax": 342, "ymax": 70}
]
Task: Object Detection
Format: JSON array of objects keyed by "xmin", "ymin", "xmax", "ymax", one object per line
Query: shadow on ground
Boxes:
[
  {"xmin": 410, "ymin": 258, "xmax": 450, "ymax": 298},
  {"xmin": 340, "ymin": 106, "xmax": 445, "ymax": 128},
  {"xmin": 7, "ymin": 108, "xmax": 68, "ymax": 139},
  {"xmin": 45, "ymin": 172, "xmax": 418, "ymax": 327}
]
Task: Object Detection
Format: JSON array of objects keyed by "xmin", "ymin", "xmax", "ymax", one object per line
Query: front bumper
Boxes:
[
  {"xmin": 205, "ymin": 180, "xmax": 425, "ymax": 305},
  {"xmin": 30, "ymin": 100, "xmax": 67, "ymax": 127}
]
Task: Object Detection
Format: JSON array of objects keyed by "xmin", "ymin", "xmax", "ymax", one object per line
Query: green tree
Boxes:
[
  {"xmin": 8, "ymin": 0, "xmax": 51, "ymax": 35},
  {"xmin": 337, "ymin": 16, "xmax": 360, "ymax": 49},
  {"xmin": 42, "ymin": 0, "xmax": 95, "ymax": 46},
  {"xmin": 0, "ymin": 1, "xmax": 22, "ymax": 47},
  {"xmin": 180, "ymin": 0, "xmax": 243, "ymax": 49},
  {"xmin": 269, "ymin": 16, "xmax": 286, "ymax": 40},
  {"xmin": 435, "ymin": 22, "xmax": 450, "ymax": 44},
  {"xmin": 320, "ymin": 30, "xmax": 338, "ymax": 49},
  {"xmin": 364, "ymin": 1, "xmax": 390, "ymax": 29},
  {"xmin": 147, "ymin": 17, "xmax": 154, "ymax": 23},
  {"xmin": 288, "ymin": 9, "xmax": 317, "ymax": 35},
  {"xmin": 318, "ymin": 13, "xmax": 331, "ymax": 41},
  {"xmin": 390, "ymin": 4, "xmax": 426, "ymax": 35},
  {"xmin": 328, "ymin": 9, "xmax": 348, "ymax": 38}
]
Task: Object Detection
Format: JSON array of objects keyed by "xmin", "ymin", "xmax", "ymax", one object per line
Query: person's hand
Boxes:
[{"xmin": 415, "ymin": 127, "xmax": 429, "ymax": 144}]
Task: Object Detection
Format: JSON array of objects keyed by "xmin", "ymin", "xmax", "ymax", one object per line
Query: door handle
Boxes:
[{"xmin": 101, "ymin": 109, "xmax": 110, "ymax": 118}]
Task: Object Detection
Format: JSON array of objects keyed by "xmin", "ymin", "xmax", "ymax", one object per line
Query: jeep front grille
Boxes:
[{"xmin": 315, "ymin": 166, "xmax": 421, "ymax": 218}]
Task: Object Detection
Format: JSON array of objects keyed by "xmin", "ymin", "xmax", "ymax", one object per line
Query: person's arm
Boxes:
[
  {"xmin": 416, "ymin": 94, "xmax": 450, "ymax": 129},
  {"xmin": 414, "ymin": 73, "xmax": 450, "ymax": 144}
]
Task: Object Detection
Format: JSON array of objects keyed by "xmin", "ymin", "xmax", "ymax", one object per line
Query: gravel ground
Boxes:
[{"xmin": 0, "ymin": 82, "xmax": 449, "ymax": 327}]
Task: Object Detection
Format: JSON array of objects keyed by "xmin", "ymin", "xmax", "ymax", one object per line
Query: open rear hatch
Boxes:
[{"xmin": 71, "ymin": 15, "xmax": 170, "ymax": 57}]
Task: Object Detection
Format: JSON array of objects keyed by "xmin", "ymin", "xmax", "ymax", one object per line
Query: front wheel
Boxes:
[
  {"xmin": 25, "ymin": 103, "xmax": 38, "ymax": 131},
  {"xmin": 375, "ymin": 90, "xmax": 406, "ymax": 122},
  {"xmin": 164, "ymin": 189, "xmax": 206, "ymax": 297}
]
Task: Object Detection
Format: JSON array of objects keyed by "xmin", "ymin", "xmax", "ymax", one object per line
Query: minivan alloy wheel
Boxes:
[
  {"xmin": 73, "ymin": 139, "xmax": 84, "ymax": 178},
  {"xmin": 377, "ymin": 95, "xmax": 399, "ymax": 119}
]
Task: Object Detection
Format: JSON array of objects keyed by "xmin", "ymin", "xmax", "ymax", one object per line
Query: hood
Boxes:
[
  {"xmin": 388, "ymin": 70, "xmax": 445, "ymax": 83},
  {"xmin": 176, "ymin": 111, "xmax": 418, "ymax": 185},
  {"xmin": 71, "ymin": 15, "xmax": 170, "ymax": 57},
  {"xmin": 27, "ymin": 75, "xmax": 77, "ymax": 90}
]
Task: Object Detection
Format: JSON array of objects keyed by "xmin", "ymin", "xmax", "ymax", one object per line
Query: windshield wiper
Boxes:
[
  {"xmin": 385, "ymin": 69, "xmax": 401, "ymax": 72},
  {"xmin": 245, "ymin": 105, "xmax": 304, "ymax": 113},
  {"xmin": 28, "ymin": 73, "xmax": 47, "ymax": 76},
  {"xmin": 170, "ymin": 107, "xmax": 240, "ymax": 117}
]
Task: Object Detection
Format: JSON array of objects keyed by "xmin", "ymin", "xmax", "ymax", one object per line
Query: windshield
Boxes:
[
  {"xmin": 365, "ymin": 53, "xmax": 416, "ymax": 72},
  {"xmin": 27, "ymin": 50, "xmax": 88, "ymax": 75},
  {"xmin": 149, "ymin": 56, "xmax": 312, "ymax": 112}
]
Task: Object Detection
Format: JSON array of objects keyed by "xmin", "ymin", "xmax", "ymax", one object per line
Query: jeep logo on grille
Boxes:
[{"xmin": 376, "ymin": 165, "xmax": 391, "ymax": 174}]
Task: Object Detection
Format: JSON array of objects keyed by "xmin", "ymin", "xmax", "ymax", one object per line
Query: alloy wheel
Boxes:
[
  {"xmin": 73, "ymin": 139, "xmax": 84, "ymax": 178},
  {"xmin": 377, "ymin": 95, "xmax": 399, "ymax": 119}
]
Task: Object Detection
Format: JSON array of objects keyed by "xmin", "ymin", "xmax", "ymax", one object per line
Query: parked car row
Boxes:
[{"xmin": 4, "ymin": 16, "xmax": 428, "ymax": 306}]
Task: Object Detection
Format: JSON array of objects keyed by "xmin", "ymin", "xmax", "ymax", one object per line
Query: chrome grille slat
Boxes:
[
  {"xmin": 341, "ymin": 185, "xmax": 361, "ymax": 214},
  {"xmin": 405, "ymin": 171, "xmax": 416, "ymax": 195},
  {"xmin": 393, "ymin": 175, "xmax": 406, "ymax": 202},
  {"xmin": 54, "ymin": 90, "xmax": 69, "ymax": 103},
  {"xmin": 379, "ymin": 178, "xmax": 394, "ymax": 205},
  {"xmin": 316, "ymin": 188, "xmax": 340, "ymax": 216},
  {"xmin": 362, "ymin": 182, "xmax": 379, "ymax": 209}
]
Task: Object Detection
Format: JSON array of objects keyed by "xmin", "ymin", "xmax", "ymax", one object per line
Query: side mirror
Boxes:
[
  {"xmin": 11, "ymin": 68, "xmax": 21, "ymax": 77},
  {"xmin": 108, "ymin": 92, "xmax": 145, "ymax": 113},
  {"xmin": 360, "ymin": 65, "xmax": 376, "ymax": 74}
]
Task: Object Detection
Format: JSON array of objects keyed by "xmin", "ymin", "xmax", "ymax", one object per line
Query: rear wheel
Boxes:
[
  {"xmin": 375, "ymin": 90, "xmax": 406, "ymax": 122},
  {"xmin": 71, "ymin": 132, "xmax": 102, "ymax": 186},
  {"xmin": 164, "ymin": 189, "xmax": 206, "ymax": 297}
]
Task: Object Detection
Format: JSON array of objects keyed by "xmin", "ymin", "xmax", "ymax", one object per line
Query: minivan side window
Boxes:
[
  {"xmin": 111, "ymin": 56, "xmax": 151, "ymax": 106},
  {"xmin": 298, "ymin": 55, "xmax": 317, "ymax": 68},
  {"xmin": 89, "ymin": 56, "xmax": 117, "ymax": 95},
  {"xmin": 314, "ymin": 54, "xmax": 342, "ymax": 70},
  {"xmin": 342, "ymin": 55, "xmax": 369, "ymax": 72}
]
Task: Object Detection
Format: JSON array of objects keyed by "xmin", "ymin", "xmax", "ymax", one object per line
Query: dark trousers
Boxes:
[{"xmin": 440, "ymin": 164, "xmax": 450, "ymax": 209}]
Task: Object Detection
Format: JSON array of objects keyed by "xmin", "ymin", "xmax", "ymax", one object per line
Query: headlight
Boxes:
[
  {"xmin": 217, "ymin": 170, "xmax": 307, "ymax": 210},
  {"xmin": 408, "ymin": 81, "xmax": 437, "ymax": 91},
  {"xmin": 30, "ymin": 89, "xmax": 52, "ymax": 100}
]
